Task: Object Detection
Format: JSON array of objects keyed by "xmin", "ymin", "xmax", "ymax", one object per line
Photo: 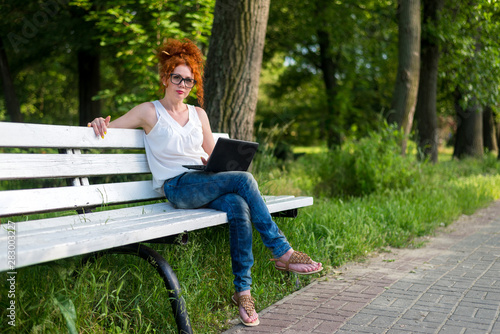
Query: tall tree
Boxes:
[
  {"xmin": 204, "ymin": 0, "xmax": 270, "ymax": 141},
  {"xmin": 0, "ymin": 37, "xmax": 22, "ymax": 122},
  {"xmin": 482, "ymin": 106, "xmax": 498, "ymax": 153},
  {"xmin": 453, "ymin": 93, "xmax": 483, "ymax": 159},
  {"xmin": 312, "ymin": 0, "xmax": 345, "ymax": 148},
  {"xmin": 261, "ymin": 0, "xmax": 398, "ymax": 147},
  {"xmin": 388, "ymin": 0, "xmax": 421, "ymax": 155},
  {"xmin": 68, "ymin": 5, "xmax": 102, "ymax": 126},
  {"xmin": 414, "ymin": 0, "xmax": 444, "ymax": 163},
  {"xmin": 439, "ymin": 0, "xmax": 500, "ymax": 159},
  {"xmin": 497, "ymin": 119, "xmax": 500, "ymax": 160},
  {"xmin": 77, "ymin": 48, "xmax": 101, "ymax": 126}
]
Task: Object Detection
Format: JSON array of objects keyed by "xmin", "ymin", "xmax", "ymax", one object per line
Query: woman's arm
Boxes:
[
  {"xmin": 196, "ymin": 107, "xmax": 215, "ymax": 156},
  {"xmin": 88, "ymin": 102, "xmax": 157, "ymax": 138}
]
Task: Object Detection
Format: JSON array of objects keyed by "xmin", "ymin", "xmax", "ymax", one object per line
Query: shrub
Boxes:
[{"xmin": 310, "ymin": 124, "xmax": 423, "ymax": 198}]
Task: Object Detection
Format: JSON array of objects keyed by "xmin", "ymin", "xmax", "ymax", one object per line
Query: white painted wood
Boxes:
[
  {"xmin": 262, "ymin": 195, "xmax": 314, "ymax": 213},
  {"xmin": 0, "ymin": 154, "xmax": 150, "ymax": 180},
  {"xmin": 0, "ymin": 122, "xmax": 145, "ymax": 149},
  {"xmin": 0, "ymin": 196, "xmax": 313, "ymax": 270},
  {"xmin": 213, "ymin": 133, "xmax": 230, "ymax": 141},
  {"xmin": 0, "ymin": 179, "xmax": 313, "ymax": 217},
  {"xmin": 0, "ymin": 121, "xmax": 230, "ymax": 149},
  {"xmin": 0, "ymin": 121, "xmax": 314, "ymax": 272},
  {"xmin": 0, "ymin": 181, "xmax": 163, "ymax": 217},
  {"xmin": 1, "ymin": 211, "xmax": 228, "ymax": 270},
  {"xmin": 0, "ymin": 196, "xmax": 312, "ymax": 237}
]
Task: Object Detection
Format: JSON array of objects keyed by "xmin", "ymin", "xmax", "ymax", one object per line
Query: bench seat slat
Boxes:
[
  {"xmin": 2, "ymin": 203, "xmax": 178, "ymax": 233},
  {"xmin": 0, "ymin": 197, "xmax": 313, "ymax": 238},
  {"xmin": 8, "ymin": 212, "xmax": 229, "ymax": 271},
  {"xmin": 0, "ymin": 181, "xmax": 163, "ymax": 217},
  {"xmin": 9, "ymin": 205, "xmax": 209, "ymax": 238},
  {"xmin": 0, "ymin": 154, "xmax": 150, "ymax": 180},
  {"xmin": 11, "ymin": 210, "xmax": 227, "ymax": 249},
  {"xmin": 2, "ymin": 206, "xmax": 226, "ymax": 271},
  {"xmin": 0, "ymin": 196, "xmax": 313, "ymax": 270},
  {"xmin": 262, "ymin": 195, "xmax": 313, "ymax": 212}
]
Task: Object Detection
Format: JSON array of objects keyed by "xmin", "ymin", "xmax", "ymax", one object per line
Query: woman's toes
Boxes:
[{"xmin": 243, "ymin": 308, "xmax": 258, "ymax": 323}]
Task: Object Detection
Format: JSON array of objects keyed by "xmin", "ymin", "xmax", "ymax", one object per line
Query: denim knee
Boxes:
[
  {"xmin": 223, "ymin": 193, "xmax": 250, "ymax": 220},
  {"xmin": 235, "ymin": 171, "xmax": 258, "ymax": 191}
]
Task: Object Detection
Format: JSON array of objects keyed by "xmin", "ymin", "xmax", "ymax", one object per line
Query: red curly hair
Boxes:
[{"xmin": 157, "ymin": 38, "xmax": 205, "ymax": 108}]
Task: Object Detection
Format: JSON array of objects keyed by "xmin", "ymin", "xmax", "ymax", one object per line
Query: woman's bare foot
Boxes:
[
  {"xmin": 233, "ymin": 290, "xmax": 259, "ymax": 326},
  {"xmin": 273, "ymin": 249, "xmax": 323, "ymax": 274}
]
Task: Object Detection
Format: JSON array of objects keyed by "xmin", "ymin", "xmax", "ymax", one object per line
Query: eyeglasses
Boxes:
[{"xmin": 169, "ymin": 73, "xmax": 197, "ymax": 88}]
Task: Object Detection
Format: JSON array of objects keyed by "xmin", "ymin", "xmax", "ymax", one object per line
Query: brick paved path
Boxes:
[{"xmin": 222, "ymin": 200, "xmax": 500, "ymax": 334}]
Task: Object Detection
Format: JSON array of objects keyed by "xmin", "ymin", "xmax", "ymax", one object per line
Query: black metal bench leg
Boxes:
[{"xmin": 82, "ymin": 244, "xmax": 193, "ymax": 334}]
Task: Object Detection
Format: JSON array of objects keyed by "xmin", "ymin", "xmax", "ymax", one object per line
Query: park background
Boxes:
[{"xmin": 1, "ymin": 0, "xmax": 500, "ymax": 333}]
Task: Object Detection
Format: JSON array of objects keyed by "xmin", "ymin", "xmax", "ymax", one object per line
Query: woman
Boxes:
[{"xmin": 89, "ymin": 38, "xmax": 322, "ymax": 327}]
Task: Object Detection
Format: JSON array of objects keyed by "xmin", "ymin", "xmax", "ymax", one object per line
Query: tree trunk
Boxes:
[
  {"xmin": 314, "ymin": 0, "xmax": 342, "ymax": 148},
  {"xmin": 497, "ymin": 120, "xmax": 500, "ymax": 160},
  {"xmin": 482, "ymin": 106, "xmax": 498, "ymax": 154},
  {"xmin": 453, "ymin": 92, "xmax": 483, "ymax": 159},
  {"xmin": 415, "ymin": 0, "xmax": 443, "ymax": 163},
  {"xmin": 78, "ymin": 49, "xmax": 101, "ymax": 126},
  {"xmin": 204, "ymin": 0, "xmax": 270, "ymax": 141},
  {"xmin": 388, "ymin": 0, "xmax": 421, "ymax": 155},
  {"xmin": 317, "ymin": 28, "xmax": 341, "ymax": 148},
  {"xmin": 0, "ymin": 37, "xmax": 23, "ymax": 122}
]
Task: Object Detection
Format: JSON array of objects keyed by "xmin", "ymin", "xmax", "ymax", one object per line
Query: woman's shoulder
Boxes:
[
  {"xmin": 192, "ymin": 106, "xmax": 212, "ymax": 133},
  {"xmin": 134, "ymin": 101, "xmax": 157, "ymax": 112},
  {"xmin": 127, "ymin": 102, "xmax": 157, "ymax": 132},
  {"xmin": 129, "ymin": 101, "xmax": 157, "ymax": 118},
  {"xmin": 193, "ymin": 106, "xmax": 208, "ymax": 120}
]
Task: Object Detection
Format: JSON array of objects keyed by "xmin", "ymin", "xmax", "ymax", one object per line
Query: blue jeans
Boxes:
[{"xmin": 163, "ymin": 171, "xmax": 291, "ymax": 292}]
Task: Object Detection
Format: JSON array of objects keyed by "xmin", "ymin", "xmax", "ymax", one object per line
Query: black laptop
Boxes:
[{"xmin": 182, "ymin": 137, "xmax": 259, "ymax": 172}]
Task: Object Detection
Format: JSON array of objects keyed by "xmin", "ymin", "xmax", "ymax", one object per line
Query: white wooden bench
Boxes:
[{"xmin": 0, "ymin": 121, "xmax": 313, "ymax": 334}]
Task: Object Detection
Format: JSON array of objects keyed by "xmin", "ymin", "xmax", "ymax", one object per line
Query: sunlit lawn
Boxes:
[{"xmin": 1, "ymin": 140, "xmax": 499, "ymax": 334}]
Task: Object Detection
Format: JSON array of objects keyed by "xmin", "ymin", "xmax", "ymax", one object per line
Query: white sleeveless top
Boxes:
[{"xmin": 144, "ymin": 101, "xmax": 209, "ymax": 195}]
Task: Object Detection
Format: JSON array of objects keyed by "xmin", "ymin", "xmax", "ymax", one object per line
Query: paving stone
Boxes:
[
  {"xmin": 337, "ymin": 323, "xmax": 387, "ymax": 333},
  {"xmin": 346, "ymin": 313, "xmax": 377, "ymax": 326},
  {"xmin": 312, "ymin": 321, "xmax": 344, "ymax": 333},
  {"xmin": 222, "ymin": 201, "xmax": 500, "ymax": 334}
]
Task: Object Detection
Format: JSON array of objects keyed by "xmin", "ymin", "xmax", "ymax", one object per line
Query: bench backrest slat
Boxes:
[
  {"xmin": 0, "ymin": 154, "xmax": 150, "ymax": 180},
  {"xmin": 0, "ymin": 122, "xmax": 145, "ymax": 149},
  {"xmin": 0, "ymin": 180, "xmax": 163, "ymax": 217},
  {"xmin": 0, "ymin": 121, "xmax": 231, "ymax": 218},
  {"xmin": 0, "ymin": 122, "xmax": 229, "ymax": 149}
]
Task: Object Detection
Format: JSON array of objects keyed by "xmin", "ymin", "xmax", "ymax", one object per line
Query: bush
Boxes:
[
  {"xmin": 309, "ymin": 124, "xmax": 422, "ymax": 198},
  {"xmin": 3, "ymin": 132, "xmax": 500, "ymax": 334}
]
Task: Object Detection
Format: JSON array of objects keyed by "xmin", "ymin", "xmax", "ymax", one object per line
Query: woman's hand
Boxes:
[
  {"xmin": 201, "ymin": 156, "xmax": 209, "ymax": 166},
  {"xmin": 88, "ymin": 116, "xmax": 111, "ymax": 138}
]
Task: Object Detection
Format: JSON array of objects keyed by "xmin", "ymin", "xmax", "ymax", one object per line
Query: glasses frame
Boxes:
[{"xmin": 169, "ymin": 73, "xmax": 197, "ymax": 88}]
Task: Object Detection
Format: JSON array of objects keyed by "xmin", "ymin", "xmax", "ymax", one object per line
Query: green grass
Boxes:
[
  {"xmin": 292, "ymin": 145, "xmax": 328, "ymax": 155},
  {"xmin": 1, "ymin": 144, "xmax": 500, "ymax": 333}
]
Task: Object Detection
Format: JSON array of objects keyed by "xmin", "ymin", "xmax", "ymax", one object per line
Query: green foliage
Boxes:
[
  {"xmin": 438, "ymin": 0, "xmax": 500, "ymax": 111},
  {"xmin": 53, "ymin": 295, "xmax": 78, "ymax": 334},
  {"xmin": 2, "ymin": 0, "xmax": 500, "ymax": 331},
  {"xmin": 256, "ymin": 53, "xmax": 327, "ymax": 146},
  {"xmin": 308, "ymin": 123, "xmax": 422, "ymax": 197},
  {"xmin": 259, "ymin": 0, "xmax": 398, "ymax": 145},
  {"xmin": 2, "ymin": 141, "xmax": 500, "ymax": 333},
  {"xmin": 72, "ymin": 0, "xmax": 214, "ymax": 115},
  {"xmin": 0, "ymin": 0, "xmax": 215, "ymax": 124}
]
